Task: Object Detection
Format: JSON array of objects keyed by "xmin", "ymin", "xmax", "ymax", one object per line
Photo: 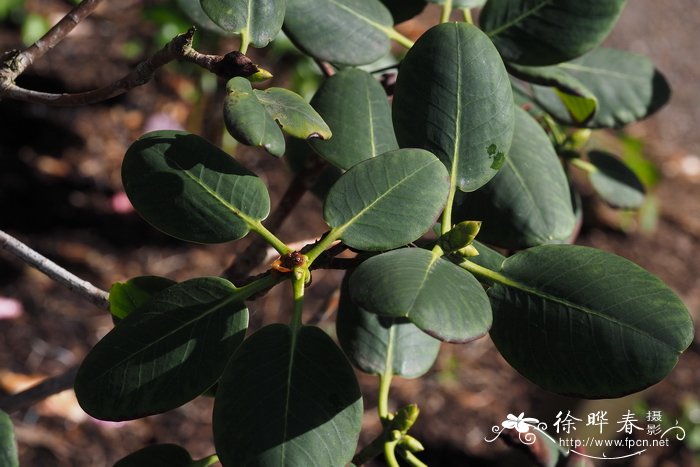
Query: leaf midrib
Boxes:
[{"xmin": 486, "ymin": 0, "xmax": 551, "ymax": 37}]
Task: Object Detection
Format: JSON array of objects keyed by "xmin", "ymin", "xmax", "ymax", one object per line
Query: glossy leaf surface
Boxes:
[
  {"xmin": 350, "ymin": 248, "xmax": 492, "ymax": 343},
  {"xmin": 109, "ymin": 276, "xmax": 176, "ymax": 320},
  {"xmin": 488, "ymin": 245, "xmax": 694, "ymax": 398},
  {"xmin": 284, "ymin": 0, "xmax": 394, "ymax": 66},
  {"xmin": 224, "ymin": 77, "xmax": 285, "ymax": 156},
  {"xmin": 214, "ymin": 324, "xmax": 362, "ymax": 467},
  {"xmin": 200, "ymin": 0, "xmax": 284, "ymax": 47},
  {"xmin": 480, "ymin": 0, "xmax": 627, "ymax": 66},
  {"xmin": 113, "ymin": 444, "xmax": 192, "ymax": 467},
  {"xmin": 122, "ymin": 130, "xmax": 270, "ymax": 243},
  {"xmin": 324, "ymin": 149, "xmax": 449, "ymax": 250},
  {"xmin": 455, "ymin": 107, "xmax": 575, "ymax": 248},
  {"xmin": 0, "ymin": 411, "xmax": 18, "ymax": 467},
  {"xmin": 588, "ymin": 150, "xmax": 645, "ymax": 209},
  {"xmin": 393, "ymin": 22, "xmax": 514, "ymax": 192},
  {"xmin": 337, "ymin": 273, "xmax": 440, "ymax": 378},
  {"xmin": 254, "ymin": 87, "xmax": 331, "ymax": 141},
  {"xmin": 76, "ymin": 277, "xmax": 248, "ymax": 420},
  {"xmin": 531, "ymin": 48, "xmax": 671, "ymax": 128},
  {"xmin": 310, "ymin": 69, "xmax": 397, "ymax": 170}
]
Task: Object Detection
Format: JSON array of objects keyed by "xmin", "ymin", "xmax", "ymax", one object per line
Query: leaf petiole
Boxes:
[{"xmin": 440, "ymin": 0, "xmax": 454, "ymax": 23}]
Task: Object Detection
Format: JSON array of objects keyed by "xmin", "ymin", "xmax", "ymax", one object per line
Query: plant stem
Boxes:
[
  {"xmin": 191, "ymin": 454, "xmax": 219, "ymax": 467},
  {"xmin": 458, "ymin": 258, "xmax": 517, "ymax": 288},
  {"xmin": 384, "ymin": 440, "xmax": 401, "ymax": 467},
  {"xmin": 0, "ymin": 229, "xmax": 109, "ymax": 309},
  {"xmin": 440, "ymin": 0, "xmax": 454, "ymax": 23},
  {"xmin": 569, "ymin": 157, "xmax": 598, "ymax": 174},
  {"xmin": 236, "ymin": 273, "xmax": 283, "ymax": 300},
  {"xmin": 399, "ymin": 449, "xmax": 429, "ymax": 467},
  {"xmin": 385, "ymin": 28, "xmax": 415, "ymax": 49},
  {"xmin": 239, "ymin": 31, "xmax": 251, "ymax": 55},
  {"xmin": 441, "ymin": 185, "xmax": 458, "ymax": 236},
  {"xmin": 0, "ymin": 366, "xmax": 78, "ymax": 413},
  {"xmin": 304, "ymin": 230, "xmax": 341, "ymax": 265},
  {"xmin": 290, "ymin": 268, "xmax": 306, "ymax": 330},
  {"xmin": 250, "ymin": 222, "xmax": 291, "ymax": 255},
  {"xmin": 462, "ymin": 8, "xmax": 473, "ymax": 24},
  {"xmin": 378, "ymin": 367, "xmax": 393, "ymax": 420}
]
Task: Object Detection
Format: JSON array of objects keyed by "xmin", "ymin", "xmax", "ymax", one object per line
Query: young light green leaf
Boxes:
[
  {"xmin": 455, "ymin": 107, "xmax": 575, "ymax": 248},
  {"xmin": 487, "ymin": 245, "xmax": 694, "ymax": 398},
  {"xmin": 283, "ymin": 0, "xmax": 394, "ymax": 66},
  {"xmin": 480, "ymin": 0, "xmax": 627, "ymax": 66},
  {"xmin": 109, "ymin": 276, "xmax": 176, "ymax": 321},
  {"xmin": 350, "ymin": 248, "xmax": 492, "ymax": 343},
  {"xmin": 254, "ymin": 87, "xmax": 331, "ymax": 140},
  {"xmin": 213, "ymin": 324, "xmax": 363, "ymax": 467},
  {"xmin": 224, "ymin": 77, "xmax": 285, "ymax": 156},
  {"xmin": 588, "ymin": 150, "xmax": 646, "ymax": 209},
  {"xmin": 531, "ymin": 48, "xmax": 671, "ymax": 128},
  {"xmin": 336, "ymin": 272, "xmax": 440, "ymax": 378},
  {"xmin": 393, "ymin": 22, "xmax": 514, "ymax": 192},
  {"xmin": 122, "ymin": 130, "xmax": 270, "ymax": 244},
  {"xmin": 310, "ymin": 68, "xmax": 398, "ymax": 170},
  {"xmin": 508, "ymin": 62, "xmax": 598, "ymax": 124},
  {"xmin": 324, "ymin": 149, "xmax": 449, "ymax": 251},
  {"xmin": 0, "ymin": 411, "xmax": 18, "ymax": 467},
  {"xmin": 75, "ymin": 277, "xmax": 248, "ymax": 421},
  {"xmin": 200, "ymin": 0, "xmax": 284, "ymax": 47},
  {"xmin": 113, "ymin": 444, "xmax": 193, "ymax": 467}
]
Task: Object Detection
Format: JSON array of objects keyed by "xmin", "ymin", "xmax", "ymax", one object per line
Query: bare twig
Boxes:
[
  {"xmin": 1, "ymin": 27, "xmax": 261, "ymax": 106},
  {"xmin": 0, "ymin": 230, "xmax": 109, "ymax": 309},
  {"xmin": 0, "ymin": 366, "xmax": 78, "ymax": 413}
]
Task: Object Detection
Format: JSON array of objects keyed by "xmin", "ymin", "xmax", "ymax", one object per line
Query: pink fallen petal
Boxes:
[{"xmin": 0, "ymin": 297, "xmax": 23, "ymax": 319}]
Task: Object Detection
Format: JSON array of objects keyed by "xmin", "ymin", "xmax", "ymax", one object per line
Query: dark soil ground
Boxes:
[{"xmin": 1, "ymin": 1, "xmax": 699, "ymax": 466}]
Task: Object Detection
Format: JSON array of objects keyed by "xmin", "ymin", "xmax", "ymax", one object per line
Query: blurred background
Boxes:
[{"xmin": 0, "ymin": 0, "xmax": 699, "ymax": 465}]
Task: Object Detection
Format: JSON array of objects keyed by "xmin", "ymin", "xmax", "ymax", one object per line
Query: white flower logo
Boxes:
[{"xmin": 502, "ymin": 412, "xmax": 540, "ymax": 433}]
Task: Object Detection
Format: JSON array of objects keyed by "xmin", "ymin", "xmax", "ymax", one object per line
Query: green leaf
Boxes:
[
  {"xmin": 0, "ymin": 411, "xmax": 18, "ymax": 467},
  {"xmin": 350, "ymin": 248, "xmax": 492, "ymax": 343},
  {"xmin": 480, "ymin": 0, "xmax": 627, "ymax": 66},
  {"xmin": 379, "ymin": 0, "xmax": 425, "ymax": 23},
  {"xmin": 213, "ymin": 324, "xmax": 363, "ymax": 467},
  {"xmin": 224, "ymin": 77, "xmax": 285, "ymax": 156},
  {"xmin": 113, "ymin": 444, "xmax": 192, "ymax": 467},
  {"xmin": 175, "ymin": 0, "xmax": 226, "ymax": 34},
  {"xmin": 588, "ymin": 150, "xmax": 646, "ymax": 209},
  {"xmin": 531, "ymin": 47, "xmax": 671, "ymax": 128},
  {"xmin": 468, "ymin": 240, "xmax": 505, "ymax": 274},
  {"xmin": 310, "ymin": 68, "xmax": 398, "ymax": 170},
  {"xmin": 122, "ymin": 130, "xmax": 270, "ymax": 244},
  {"xmin": 283, "ymin": 0, "xmax": 394, "ymax": 66},
  {"xmin": 200, "ymin": 0, "xmax": 284, "ymax": 47},
  {"xmin": 427, "ymin": 0, "xmax": 486, "ymax": 7},
  {"xmin": 508, "ymin": 62, "xmax": 598, "ymax": 124},
  {"xmin": 336, "ymin": 272, "xmax": 440, "ymax": 378},
  {"xmin": 324, "ymin": 149, "xmax": 449, "ymax": 251},
  {"xmin": 75, "ymin": 277, "xmax": 248, "ymax": 421},
  {"xmin": 254, "ymin": 87, "xmax": 332, "ymax": 140},
  {"xmin": 487, "ymin": 245, "xmax": 694, "ymax": 398},
  {"xmin": 455, "ymin": 107, "xmax": 575, "ymax": 248},
  {"xmin": 393, "ymin": 22, "xmax": 514, "ymax": 192},
  {"xmin": 109, "ymin": 276, "xmax": 176, "ymax": 321}
]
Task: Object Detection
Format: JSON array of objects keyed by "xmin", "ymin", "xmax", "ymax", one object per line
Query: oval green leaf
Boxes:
[
  {"xmin": 488, "ymin": 245, "xmax": 694, "ymax": 398},
  {"xmin": 455, "ymin": 107, "xmax": 575, "ymax": 248},
  {"xmin": 254, "ymin": 87, "xmax": 331, "ymax": 141},
  {"xmin": 393, "ymin": 22, "xmax": 514, "ymax": 192},
  {"xmin": 310, "ymin": 68, "xmax": 398, "ymax": 170},
  {"xmin": 122, "ymin": 130, "xmax": 270, "ymax": 244},
  {"xmin": 109, "ymin": 276, "xmax": 176, "ymax": 321},
  {"xmin": 588, "ymin": 150, "xmax": 646, "ymax": 209},
  {"xmin": 337, "ymin": 272, "xmax": 440, "ymax": 378},
  {"xmin": 0, "ymin": 411, "xmax": 18, "ymax": 467},
  {"xmin": 531, "ymin": 47, "xmax": 671, "ymax": 128},
  {"xmin": 324, "ymin": 149, "xmax": 449, "ymax": 251},
  {"xmin": 468, "ymin": 240, "xmax": 506, "ymax": 276},
  {"xmin": 176, "ymin": 0, "xmax": 226, "ymax": 34},
  {"xmin": 213, "ymin": 324, "xmax": 363, "ymax": 467},
  {"xmin": 480, "ymin": 0, "xmax": 627, "ymax": 66},
  {"xmin": 200, "ymin": 0, "xmax": 284, "ymax": 47},
  {"xmin": 114, "ymin": 444, "xmax": 192, "ymax": 467},
  {"xmin": 75, "ymin": 277, "xmax": 249, "ymax": 420},
  {"xmin": 224, "ymin": 77, "xmax": 285, "ymax": 156},
  {"xmin": 283, "ymin": 0, "xmax": 394, "ymax": 66},
  {"xmin": 349, "ymin": 248, "xmax": 492, "ymax": 343}
]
